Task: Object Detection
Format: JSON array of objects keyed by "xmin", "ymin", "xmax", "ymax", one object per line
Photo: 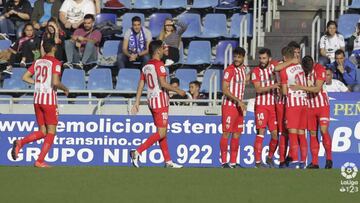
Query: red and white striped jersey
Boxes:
[
  {"xmin": 272, "ymin": 61, "xmax": 286, "ymax": 105},
  {"xmin": 28, "ymin": 55, "xmax": 62, "ymax": 105},
  {"xmin": 306, "ymin": 63, "xmax": 330, "ymax": 108},
  {"xmin": 140, "ymin": 59, "xmax": 169, "ymax": 110},
  {"xmin": 251, "ymin": 63, "xmax": 277, "ymax": 106},
  {"xmin": 222, "ymin": 64, "xmax": 247, "ymax": 107},
  {"xmin": 280, "ymin": 63, "xmax": 307, "ymax": 107}
]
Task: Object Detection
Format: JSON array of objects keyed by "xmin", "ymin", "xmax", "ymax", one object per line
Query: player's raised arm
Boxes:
[
  {"xmin": 52, "ymin": 74, "xmax": 69, "ymax": 96},
  {"xmin": 131, "ymin": 79, "xmax": 145, "ymax": 115},
  {"xmin": 159, "ymin": 76, "xmax": 186, "ymax": 97},
  {"xmin": 274, "ymin": 57, "xmax": 299, "ymax": 71}
]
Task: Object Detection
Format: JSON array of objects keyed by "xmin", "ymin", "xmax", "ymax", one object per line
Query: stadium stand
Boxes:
[
  {"xmin": 115, "ymin": 68, "xmax": 140, "ymax": 91},
  {"xmin": 177, "ymin": 13, "xmax": 202, "ymax": 38},
  {"xmin": 133, "ymin": 0, "xmax": 161, "ymax": 9},
  {"xmin": 87, "ymin": 69, "xmax": 113, "ymax": 90},
  {"xmin": 161, "ymin": 0, "xmax": 187, "ymax": 9},
  {"xmin": 338, "ymin": 14, "xmax": 360, "ymax": 39},
  {"xmin": 149, "ymin": 13, "xmax": 173, "ymax": 38},
  {"xmin": 201, "ymin": 69, "xmax": 222, "ymax": 93},
  {"xmin": 61, "ymin": 69, "xmax": 86, "ymax": 90},
  {"xmin": 198, "ymin": 13, "xmax": 228, "ymax": 38},
  {"xmin": 214, "ymin": 40, "xmax": 239, "ymax": 65},
  {"xmin": 185, "ymin": 41, "xmax": 212, "ymax": 66},
  {"xmin": 174, "ymin": 68, "xmax": 197, "ymax": 91}
]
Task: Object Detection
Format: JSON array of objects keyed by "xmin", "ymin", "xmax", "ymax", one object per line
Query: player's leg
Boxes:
[
  {"xmin": 266, "ymin": 106, "xmax": 278, "ymax": 167},
  {"xmin": 220, "ymin": 132, "xmax": 230, "ymax": 167},
  {"xmin": 35, "ymin": 105, "xmax": 58, "ymax": 168},
  {"xmin": 11, "ymin": 104, "xmax": 47, "ymax": 160},
  {"xmin": 319, "ymin": 106, "xmax": 332, "ymax": 169},
  {"xmin": 220, "ymin": 106, "xmax": 233, "ymax": 168},
  {"xmin": 298, "ymin": 106, "xmax": 308, "ymax": 169},
  {"xmin": 228, "ymin": 109, "xmax": 243, "ymax": 168},
  {"xmin": 307, "ymin": 109, "xmax": 320, "ymax": 169},
  {"xmin": 276, "ymin": 104, "xmax": 288, "ymax": 167},
  {"xmin": 254, "ymin": 107, "xmax": 266, "ymax": 167}
]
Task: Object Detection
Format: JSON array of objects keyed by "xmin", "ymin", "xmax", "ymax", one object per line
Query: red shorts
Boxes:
[
  {"xmin": 307, "ymin": 106, "xmax": 330, "ymax": 131},
  {"xmin": 276, "ymin": 104, "xmax": 286, "ymax": 133},
  {"xmin": 255, "ymin": 105, "xmax": 277, "ymax": 131},
  {"xmin": 151, "ymin": 107, "xmax": 169, "ymax": 128},
  {"xmin": 34, "ymin": 104, "xmax": 58, "ymax": 126},
  {"xmin": 285, "ymin": 106, "xmax": 307, "ymax": 130},
  {"xmin": 222, "ymin": 105, "xmax": 244, "ymax": 133}
]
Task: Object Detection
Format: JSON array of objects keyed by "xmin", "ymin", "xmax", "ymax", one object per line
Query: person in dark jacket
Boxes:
[{"xmin": 31, "ymin": 0, "xmax": 62, "ymax": 31}]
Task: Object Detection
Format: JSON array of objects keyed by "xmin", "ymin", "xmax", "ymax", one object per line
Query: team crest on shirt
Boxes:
[
  {"xmin": 56, "ymin": 65, "xmax": 61, "ymax": 72},
  {"xmin": 160, "ymin": 66, "xmax": 166, "ymax": 73},
  {"xmin": 224, "ymin": 72, "xmax": 229, "ymax": 79},
  {"xmin": 251, "ymin": 72, "xmax": 256, "ymax": 80}
]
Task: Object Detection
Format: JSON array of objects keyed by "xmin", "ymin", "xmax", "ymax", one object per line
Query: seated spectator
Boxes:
[
  {"xmin": 0, "ymin": 0, "xmax": 32, "ymax": 38},
  {"xmin": 41, "ymin": 18, "xmax": 66, "ymax": 61},
  {"xmin": 117, "ymin": 16, "xmax": 151, "ymax": 69},
  {"xmin": 327, "ymin": 49, "xmax": 360, "ymax": 91},
  {"xmin": 188, "ymin": 81, "xmax": 207, "ymax": 100},
  {"xmin": 59, "ymin": 0, "xmax": 96, "ymax": 34},
  {"xmin": 3, "ymin": 23, "xmax": 40, "ymax": 75},
  {"xmin": 319, "ymin": 21, "xmax": 345, "ymax": 65},
  {"xmin": 64, "ymin": 14, "xmax": 101, "ymax": 69},
  {"xmin": 158, "ymin": 18, "xmax": 187, "ymax": 66},
  {"xmin": 31, "ymin": 0, "xmax": 62, "ymax": 32},
  {"xmin": 170, "ymin": 77, "xmax": 186, "ymax": 99},
  {"xmin": 324, "ymin": 68, "xmax": 349, "ymax": 92},
  {"xmin": 348, "ymin": 22, "xmax": 360, "ymax": 67}
]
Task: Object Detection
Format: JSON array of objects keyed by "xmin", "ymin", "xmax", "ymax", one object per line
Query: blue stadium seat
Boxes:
[
  {"xmin": 61, "ymin": 69, "xmax": 86, "ymax": 90},
  {"xmin": 149, "ymin": 13, "xmax": 172, "ymax": 38},
  {"xmin": 0, "ymin": 40, "xmax": 11, "ymax": 51},
  {"xmin": 349, "ymin": 0, "xmax": 360, "ymax": 9},
  {"xmin": 201, "ymin": 69, "xmax": 222, "ymax": 93},
  {"xmin": 121, "ymin": 13, "xmax": 145, "ymax": 34},
  {"xmin": 175, "ymin": 69, "xmax": 197, "ymax": 91},
  {"xmin": 11, "ymin": 68, "xmax": 27, "ymax": 79},
  {"xmin": 100, "ymin": 40, "xmax": 121, "ymax": 66},
  {"xmin": 338, "ymin": 14, "xmax": 360, "ymax": 39},
  {"xmin": 230, "ymin": 13, "xmax": 253, "ymax": 38},
  {"xmin": 161, "ymin": 0, "xmax": 187, "ymax": 9},
  {"xmin": 214, "ymin": 40, "xmax": 239, "ymax": 64},
  {"xmin": 0, "ymin": 95, "xmax": 12, "ymax": 104},
  {"xmin": 3, "ymin": 78, "xmax": 28, "ymax": 89},
  {"xmin": 74, "ymin": 96, "xmax": 98, "ymax": 104},
  {"xmin": 18, "ymin": 95, "xmax": 33, "ymax": 104},
  {"xmin": 185, "ymin": 41, "xmax": 212, "ymax": 65},
  {"xmin": 134, "ymin": 0, "xmax": 160, "ymax": 9},
  {"xmin": 177, "ymin": 13, "xmax": 201, "ymax": 38},
  {"xmin": 87, "ymin": 69, "xmax": 113, "ymax": 90},
  {"xmin": 198, "ymin": 14, "xmax": 228, "ymax": 38},
  {"xmin": 192, "ymin": 0, "xmax": 218, "ymax": 9},
  {"xmin": 29, "ymin": 0, "xmax": 36, "ymax": 7},
  {"xmin": 116, "ymin": 68, "xmax": 140, "ymax": 91},
  {"xmin": 104, "ymin": 96, "xmax": 127, "ymax": 105},
  {"xmin": 95, "ymin": 13, "xmax": 117, "ymax": 25},
  {"xmin": 103, "ymin": 0, "xmax": 131, "ymax": 9}
]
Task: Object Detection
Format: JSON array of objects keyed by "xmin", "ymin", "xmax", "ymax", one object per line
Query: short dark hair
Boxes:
[
  {"xmin": 281, "ymin": 46, "xmax": 294, "ymax": 59},
  {"xmin": 326, "ymin": 20, "xmax": 338, "ymax": 36},
  {"xmin": 335, "ymin": 49, "xmax": 345, "ymax": 57},
  {"xmin": 233, "ymin": 47, "xmax": 246, "ymax": 57},
  {"xmin": 132, "ymin": 16, "xmax": 142, "ymax": 23},
  {"xmin": 258, "ymin": 48, "xmax": 271, "ymax": 57},
  {"xmin": 189, "ymin": 80, "xmax": 201, "ymax": 88},
  {"xmin": 43, "ymin": 39, "xmax": 56, "ymax": 53},
  {"xmin": 326, "ymin": 68, "xmax": 334, "ymax": 73},
  {"xmin": 149, "ymin": 40, "xmax": 163, "ymax": 56},
  {"xmin": 84, "ymin": 14, "xmax": 95, "ymax": 21},
  {"xmin": 302, "ymin": 55, "xmax": 314, "ymax": 75},
  {"xmin": 170, "ymin": 77, "xmax": 180, "ymax": 85},
  {"xmin": 287, "ymin": 41, "xmax": 300, "ymax": 49}
]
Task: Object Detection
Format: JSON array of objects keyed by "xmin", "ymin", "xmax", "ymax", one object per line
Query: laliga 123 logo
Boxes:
[{"xmin": 339, "ymin": 162, "xmax": 359, "ymax": 193}]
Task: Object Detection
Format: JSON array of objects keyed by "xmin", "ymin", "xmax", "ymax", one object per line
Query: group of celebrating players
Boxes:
[{"xmin": 10, "ymin": 39, "xmax": 332, "ymax": 169}]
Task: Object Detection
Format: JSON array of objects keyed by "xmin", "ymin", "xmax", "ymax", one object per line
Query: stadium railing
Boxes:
[
  {"xmin": 311, "ymin": 15, "xmax": 321, "ymax": 61},
  {"xmin": 326, "ymin": 0, "xmax": 336, "ymax": 24}
]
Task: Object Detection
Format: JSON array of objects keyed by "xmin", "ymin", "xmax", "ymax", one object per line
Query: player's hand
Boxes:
[
  {"xmin": 237, "ymin": 101, "xmax": 247, "ymax": 113},
  {"xmin": 131, "ymin": 103, "xmax": 139, "ymax": 115},
  {"xmin": 289, "ymin": 84, "xmax": 301, "ymax": 91},
  {"xmin": 271, "ymin": 83, "xmax": 280, "ymax": 89},
  {"xmin": 8, "ymin": 10, "xmax": 16, "ymax": 15},
  {"xmin": 33, "ymin": 23, "xmax": 40, "ymax": 30},
  {"xmin": 64, "ymin": 88, "xmax": 69, "ymax": 96},
  {"xmin": 64, "ymin": 22, "xmax": 72, "ymax": 29},
  {"xmin": 177, "ymin": 89, "xmax": 186, "ymax": 97}
]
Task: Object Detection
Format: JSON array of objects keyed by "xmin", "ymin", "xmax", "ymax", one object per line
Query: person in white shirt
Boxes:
[
  {"xmin": 324, "ymin": 68, "xmax": 349, "ymax": 92},
  {"xmin": 319, "ymin": 20, "xmax": 345, "ymax": 65},
  {"xmin": 59, "ymin": 0, "xmax": 96, "ymax": 30}
]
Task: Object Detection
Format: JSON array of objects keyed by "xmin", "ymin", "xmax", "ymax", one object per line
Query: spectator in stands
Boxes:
[
  {"xmin": 31, "ymin": 0, "xmax": 62, "ymax": 32},
  {"xmin": 41, "ymin": 18, "xmax": 66, "ymax": 61},
  {"xmin": 117, "ymin": 16, "xmax": 151, "ymax": 69},
  {"xmin": 327, "ymin": 49, "xmax": 360, "ymax": 91},
  {"xmin": 188, "ymin": 81, "xmax": 207, "ymax": 100},
  {"xmin": 169, "ymin": 77, "xmax": 187, "ymax": 105},
  {"xmin": 59, "ymin": 0, "xmax": 96, "ymax": 34},
  {"xmin": 319, "ymin": 21, "xmax": 345, "ymax": 65},
  {"xmin": 348, "ymin": 22, "xmax": 360, "ymax": 67},
  {"xmin": 3, "ymin": 23, "xmax": 40, "ymax": 75},
  {"xmin": 64, "ymin": 14, "xmax": 101, "ymax": 69},
  {"xmin": 0, "ymin": 0, "xmax": 32, "ymax": 38},
  {"xmin": 158, "ymin": 18, "xmax": 187, "ymax": 66},
  {"xmin": 324, "ymin": 68, "xmax": 349, "ymax": 92}
]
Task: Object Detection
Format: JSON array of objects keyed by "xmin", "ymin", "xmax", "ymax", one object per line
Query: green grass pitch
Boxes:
[{"xmin": 0, "ymin": 167, "xmax": 358, "ymax": 203}]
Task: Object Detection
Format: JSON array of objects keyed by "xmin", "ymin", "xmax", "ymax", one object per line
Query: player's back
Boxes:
[
  {"xmin": 141, "ymin": 59, "xmax": 169, "ymax": 109},
  {"xmin": 30, "ymin": 55, "xmax": 62, "ymax": 105},
  {"xmin": 280, "ymin": 63, "xmax": 307, "ymax": 107}
]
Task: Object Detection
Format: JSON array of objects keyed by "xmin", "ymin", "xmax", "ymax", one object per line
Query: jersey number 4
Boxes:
[{"xmin": 35, "ymin": 65, "xmax": 49, "ymax": 83}]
